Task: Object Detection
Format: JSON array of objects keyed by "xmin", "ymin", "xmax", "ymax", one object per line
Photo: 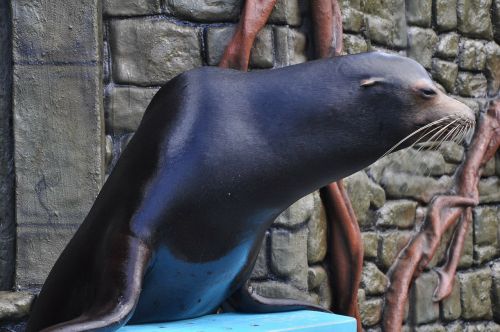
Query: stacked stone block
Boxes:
[
  {"xmin": 342, "ymin": 1, "xmax": 499, "ymax": 329},
  {"xmin": 11, "ymin": 0, "xmax": 104, "ymax": 289}
]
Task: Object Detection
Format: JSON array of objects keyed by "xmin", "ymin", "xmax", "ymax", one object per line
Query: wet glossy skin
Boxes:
[{"xmin": 27, "ymin": 52, "xmax": 474, "ymax": 331}]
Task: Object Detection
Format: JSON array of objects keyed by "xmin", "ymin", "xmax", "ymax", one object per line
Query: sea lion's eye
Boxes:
[{"xmin": 420, "ymin": 88, "xmax": 437, "ymax": 98}]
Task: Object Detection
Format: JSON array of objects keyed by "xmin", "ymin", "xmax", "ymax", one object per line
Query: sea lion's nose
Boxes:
[{"xmin": 440, "ymin": 93, "xmax": 476, "ymax": 123}]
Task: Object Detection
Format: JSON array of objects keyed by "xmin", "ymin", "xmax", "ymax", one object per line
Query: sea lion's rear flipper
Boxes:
[
  {"xmin": 226, "ymin": 281, "xmax": 330, "ymax": 314},
  {"xmin": 31, "ymin": 236, "xmax": 152, "ymax": 332}
]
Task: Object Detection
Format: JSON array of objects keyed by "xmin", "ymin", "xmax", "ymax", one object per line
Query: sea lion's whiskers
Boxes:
[
  {"xmin": 399, "ymin": 117, "xmax": 460, "ymax": 174},
  {"xmin": 452, "ymin": 122, "xmax": 469, "ymax": 145},
  {"xmin": 437, "ymin": 117, "xmax": 469, "ymax": 148},
  {"xmin": 379, "ymin": 115, "xmax": 454, "ymax": 159},
  {"xmin": 451, "ymin": 119, "xmax": 475, "ymax": 146},
  {"xmin": 412, "ymin": 118, "xmax": 473, "ymax": 175},
  {"xmin": 434, "ymin": 122, "xmax": 463, "ymax": 152},
  {"xmin": 464, "ymin": 121, "xmax": 476, "ymax": 143},
  {"xmin": 415, "ymin": 118, "xmax": 462, "ymax": 154},
  {"xmin": 407, "ymin": 124, "xmax": 448, "ymax": 150}
]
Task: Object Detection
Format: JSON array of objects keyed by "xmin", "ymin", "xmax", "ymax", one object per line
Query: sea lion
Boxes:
[{"xmin": 27, "ymin": 52, "xmax": 475, "ymax": 332}]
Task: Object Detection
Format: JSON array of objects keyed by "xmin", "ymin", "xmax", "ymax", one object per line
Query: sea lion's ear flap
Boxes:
[{"xmin": 360, "ymin": 77, "xmax": 385, "ymax": 87}]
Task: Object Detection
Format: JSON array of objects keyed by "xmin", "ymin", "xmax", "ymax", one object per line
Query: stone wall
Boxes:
[
  {"xmin": 0, "ymin": 0, "xmax": 498, "ymax": 330},
  {"xmin": 10, "ymin": 0, "xmax": 104, "ymax": 289},
  {"xmin": 340, "ymin": 0, "xmax": 500, "ymax": 330},
  {"xmin": 102, "ymin": 0, "xmax": 500, "ymax": 331},
  {"xmin": 0, "ymin": 0, "xmax": 15, "ymax": 291}
]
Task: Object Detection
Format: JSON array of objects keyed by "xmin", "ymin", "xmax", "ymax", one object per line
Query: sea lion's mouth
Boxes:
[{"xmin": 380, "ymin": 114, "xmax": 476, "ymax": 159}]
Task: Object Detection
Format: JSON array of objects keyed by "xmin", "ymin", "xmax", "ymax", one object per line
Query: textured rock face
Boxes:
[
  {"xmin": 456, "ymin": 72, "xmax": 488, "ymax": 97},
  {"xmin": 436, "ymin": 33, "xmax": 460, "ymax": 59},
  {"xmin": 107, "ymin": 86, "xmax": 160, "ymax": 133},
  {"xmin": 0, "ymin": 292, "xmax": 34, "ymax": 320},
  {"xmin": 110, "ymin": 19, "xmax": 202, "ymax": 85},
  {"xmin": 435, "ymin": 0, "xmax": 458, "ymax": 31},
  {"xmin": 405, "ymin": 0, "xmax": 432, "ymax": 27},
  {"xmin": 432, "ymin": 59, "xmax": 459, "ymax": 92},
  {"xmin": 457, "ymin": 0, "xmax": 493, "ymax": 39},
  {"xmin": 12, "ymin": 0, "xmax": 103, "ymax": 288},
  {"xmin": 485, "ymin": 41, "xmax": 500, "ymax": 96},
  {"xmin": 104, "ymin": 0, "xmax": 161, "ymax": 16},
  {"xmin": 165, "ymin": 0, "xmax": 242, "ymax": 22},
  {"xmin": 0, "ymin": 0, "xmax": 14, "ymax": 291},
  {"xmin": 206, "ymin": 26, "xmax": 274, "ymax": 67},
  {"xmin": 459, "ymin": 269, "xmax": 493, "ymax": 320},
  {"xmin": 410, "ymin": 272, "xmax": 440, "ymax": 325},
  {"xmin": 407, "ymin": 27, "xmax": 438, "ymax": 69}
]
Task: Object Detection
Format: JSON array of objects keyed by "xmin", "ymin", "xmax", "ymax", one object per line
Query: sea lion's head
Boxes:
[{"xmin": 338, "ymin": 52, "xmax": 475, "ymax": 157}]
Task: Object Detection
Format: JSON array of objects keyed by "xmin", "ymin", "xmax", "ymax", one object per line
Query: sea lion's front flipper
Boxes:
[
  {"xmin": 226, "ymin": 281, "xmax": 330, "ymax": 314},
  {"xmin": 33, "ymin": 236, "xmax": 152, "ymax": 332}
]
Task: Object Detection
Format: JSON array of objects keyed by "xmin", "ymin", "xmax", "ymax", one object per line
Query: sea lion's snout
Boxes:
[
  {"xmin": 437, "ymin": 91, "xmax": 476, "ymax": 124},
  {"xmin": 412, "ymin": 79, "xmax": 475, "ymax": 124},
  {"xmin": 403, "ymin": 79, "xmax": 477, "ymax": 152}
]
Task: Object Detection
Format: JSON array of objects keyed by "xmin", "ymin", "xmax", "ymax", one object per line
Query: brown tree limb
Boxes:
[
  {"xmin": 433, "ymin": 208, "xmax": 471, "ymax": 301},
  {"xmin": 310, "ymin": 0, "xmax": 343, "ymax": 57},
  {"xmin": 383, "ymin": 100, "xmax": 500, "ymax": 331},
  {"xmin": 219, "ymin": 0, "xmax": 278, "ymax": 70},
  {"xmin": 219, "ymin": 0, "xmax": 343, "ymax": 70},
  {"xmin": 320, "ymin": 181, "xmax": 363, "ymax": 332}
]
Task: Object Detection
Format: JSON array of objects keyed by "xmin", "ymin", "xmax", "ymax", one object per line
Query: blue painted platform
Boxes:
[{"xmin": 118, "ymin": 311, "xmax": 356, "ymax": 331}]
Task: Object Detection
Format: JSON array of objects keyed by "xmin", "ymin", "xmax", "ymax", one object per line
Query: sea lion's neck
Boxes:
[{"xmin": 244, "ymin": 62, "xmax": 392, "ymax": 199}]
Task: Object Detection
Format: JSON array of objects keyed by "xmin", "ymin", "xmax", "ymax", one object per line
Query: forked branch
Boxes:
[{"xmin": 383, "ymin": 100, "xmax": 500, "ymax": 331}]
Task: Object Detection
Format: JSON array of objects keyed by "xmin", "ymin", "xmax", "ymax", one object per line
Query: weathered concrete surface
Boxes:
[
  {"xmin": 459, "ymin": 268, "xmax": 493, "ymax": 320},
  {"xmin": 12, "ymin": 0, "xmax": 101, "ymax": 63},
  {"xmin": 14, "ymin": 65, "xmax": 103, "ymax": 227},
  {"xmin": 104, "ymin": 0, "xmax": 161, "ymax": 16},
  {"xmin": 12, "ymin": 0, "xmax": 103, "ymax": 288},
  {"xmin": 107, "ymin": 86, "xmax": 160, "ymax": 133},
  {"xmin": 307, "ymin": 192, "xmax": 327, "ymax": 264},
  {"xmin": 435, "ymin": 0, "xmax": 458, "ymax": 31},
  {"xmin": 165, "ymin": 0, "xmax": 242, "ymax": 22},
  {"xmin": 435, "ymin": 33, "xmax": 460, "ymax": 59},
  {"xmin": 405, "ymin": 0, "xmax": 432, "ymax": 27},
  {"xmin": 440, "ymin": 277, "xmax": 461, "ymax": 321},
  {"xmin": 270, "ymin": 228, "xmax": 308, "ymax": 290},
  {"xmin": 457, "ymin": 0, "xmax": 493, "ymax": 39},
  {"xmin": 274, "ymin": 27, "xmax": 307, "ymax": 67},
  {"xmin": 410, "ymin": 272, "xmax": 439, "ymax": 325},
  {"xmin": 407, "ymin": 27, "xmax": 438, "ymax": 69},
  {"xmin": 111, "ymin": 18, "xmax": 202, "ymax": 85},
  {"xmin": 432, "ymin": 59, "xmax": 458, "ymax": 92},
  {"xmin": 206, "ymin": 26, "xmax": 273, "ymax": 68},
  {"xmin": 16, "ymin": 227, "xmax": 78, "ymax": 288},
  {"xmin": 485, "ymin": 41, "xmax": 500, "ymax": 96},
  {"xmin": 0, "ymin": 291, "xmax": 34, "ymax": 320},
  {"xmin": 165, "ymin": 0, "xmax": 300, "ymax": 25},
  {"xmin": 0, "ymin": 0, "xmax": 15, "ymax": 291}
]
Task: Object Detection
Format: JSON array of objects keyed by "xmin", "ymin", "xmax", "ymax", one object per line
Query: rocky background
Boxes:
[{"xmin": 0, "ymin": 0, "xmax": 499, "ymax": 331}]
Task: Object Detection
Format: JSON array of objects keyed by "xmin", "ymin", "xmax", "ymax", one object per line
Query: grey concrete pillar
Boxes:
[
  {"xmin": 11, "ymin": 0, "xmax": 104, "ymax": 289},
  {"xmin": 0, "ymin": 0, "xmax": 15, "ymax": 290}
]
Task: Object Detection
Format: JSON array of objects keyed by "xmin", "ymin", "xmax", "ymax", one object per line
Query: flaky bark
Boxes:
[
  {"xmin": 320, "ymin": 182, "xmax": 363, "ymax": 332},
  {"xmin": 383, "ymin": 100, "xmax": 500, "ymax": 331},
  {"xmin": 219, "ymin": 0, "xmax": 343, "ymax": 71},
  {"xmin": 219, "ymin": 0, "xmax": 278, "ymax": 70}
]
